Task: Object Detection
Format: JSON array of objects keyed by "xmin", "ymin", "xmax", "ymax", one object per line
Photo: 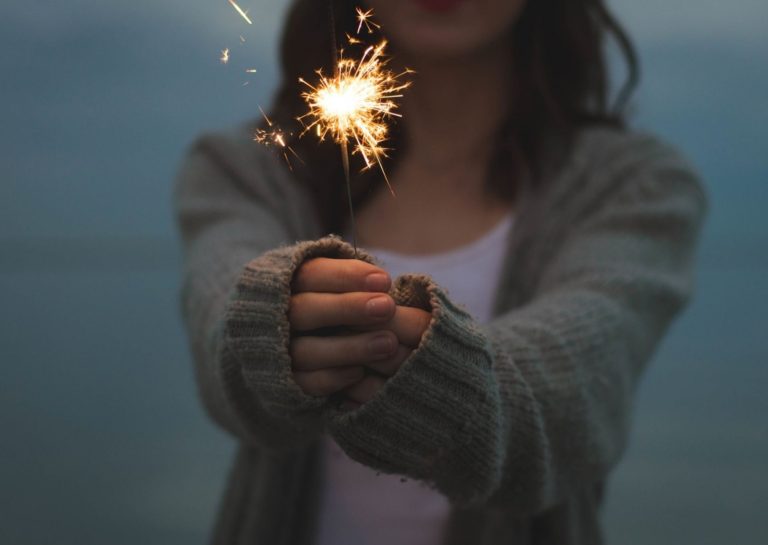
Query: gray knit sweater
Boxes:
[{"xmin": 174, "ymin": 125, "xmax": 708, "ymax": 545}]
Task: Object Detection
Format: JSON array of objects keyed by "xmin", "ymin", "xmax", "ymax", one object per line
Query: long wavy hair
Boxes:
[{"xmin": 265, "ymin": 0, "xmax": 639, "ymax": 233}]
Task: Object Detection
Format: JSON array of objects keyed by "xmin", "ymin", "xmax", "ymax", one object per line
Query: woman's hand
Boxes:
[
  {"xmin": 289, "ymin": 257, "xmax": 398, "ymax": 397},
  {"xmin": 341, "ymin": 305, "xmax": 431, "ymax": 407},
  {"xmin": 288, "ymin": 257, "xmax": 431, "ymax": 403}
]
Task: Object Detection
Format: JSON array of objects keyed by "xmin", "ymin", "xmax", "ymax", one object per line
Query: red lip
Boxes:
[{"xmin": 413, "ymin": 0, "xmax": 466, "ymax": 13}]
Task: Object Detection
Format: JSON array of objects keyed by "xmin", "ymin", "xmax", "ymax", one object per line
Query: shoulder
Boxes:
[
  {"xmin": 545, "ymin": 126, "xmax": 709, "ymax": 218},
  {"xmin": 572, "ymin": 126, "xmax": 693, "ymax": 173}
]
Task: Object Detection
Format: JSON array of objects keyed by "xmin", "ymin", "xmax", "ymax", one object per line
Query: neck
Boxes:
[{"xmin": 395, "ymin": 46, "xmax": 513, "ymax": 170}]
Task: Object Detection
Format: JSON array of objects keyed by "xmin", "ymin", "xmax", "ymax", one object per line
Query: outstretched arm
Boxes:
[
  {"xmin": 176, "ymin": 129, "xmax": 418, "ymax": 450},
  {"xmin": 325, "ymin": 138, "xmax": 709, "ymax": 513},
  {"xmin": 175, "ymin": 130, "xmax": 330, "ymax": 449}
]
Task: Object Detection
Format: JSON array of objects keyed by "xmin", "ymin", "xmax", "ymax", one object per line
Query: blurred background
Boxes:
[{"xmin": 1, "ymin": 0, "xmax": 765, "ymax": 543}]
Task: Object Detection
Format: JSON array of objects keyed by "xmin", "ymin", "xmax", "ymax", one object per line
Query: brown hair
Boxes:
[{"xmin": 265, "ymin": 0, "xmax": 639, "ymax": 232}]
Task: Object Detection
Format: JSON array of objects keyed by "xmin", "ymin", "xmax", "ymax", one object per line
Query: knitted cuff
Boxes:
[
  {"xmin": 328, "ymin": 274, "xmax": 503, "ymax": 505},
  {"xmin": 224, "ymin": 236, "xmax": 374, "ymax": 431}
]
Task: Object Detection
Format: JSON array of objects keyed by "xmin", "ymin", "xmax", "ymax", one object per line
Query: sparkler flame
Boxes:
[
  {"xmin": 228, "ymin": 0, "xmax": 253, "ymax": 25},
  {"xmin": 220, "ymin": 48, "xmax": 230, "ymax": 64},
  {"xmin": 299, "ymin": 39, "xmax": 411, "ymax": 194}
]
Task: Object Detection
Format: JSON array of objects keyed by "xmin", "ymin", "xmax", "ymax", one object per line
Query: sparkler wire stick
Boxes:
[
  {"xmin": 330, "ymin": 1, "xmax": 359, "ymax": 255},
  {"xmin": 299, "ymin": 5, "xmax": 410, "ymax": 256},
  {"xmin": 340, "ymin": 139, "xmax": 358, "ymax": 254}
]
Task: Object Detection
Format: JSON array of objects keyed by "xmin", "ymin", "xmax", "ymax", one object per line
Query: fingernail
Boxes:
[
  {"xmin": 365, "ymin": 272, "xmax": 391, "ymax": 292},
  {"xmin": 369, "ymin": 334, "xmax": 395, "ymax": 357},
  {"xmin": 366, "ymin": 295, "xmax": 393, "ymax": 318}
]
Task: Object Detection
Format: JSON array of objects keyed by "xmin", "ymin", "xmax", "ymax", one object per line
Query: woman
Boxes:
[{"xmin": 175, "ymin": 0, "xmax": 708, "ymax": 543}]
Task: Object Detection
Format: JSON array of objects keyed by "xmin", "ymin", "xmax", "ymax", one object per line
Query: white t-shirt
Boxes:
[{"xmin": 315, "ymin": 213, "xmax": 514, "ymax": 545}]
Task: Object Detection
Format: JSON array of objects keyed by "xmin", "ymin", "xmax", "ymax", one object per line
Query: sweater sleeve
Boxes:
[
  {"xmin": 326, "ymin": 138, "xmax": 709, "ymax": 512},
  {"xmin": 175, "ymin": 130, "xmax": 357, "ymax": 450}
]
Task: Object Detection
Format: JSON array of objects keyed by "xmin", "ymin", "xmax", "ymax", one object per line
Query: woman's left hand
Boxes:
[{"xmin": 343, "ymin": 305, "xmax": 431, "ymax": 407}]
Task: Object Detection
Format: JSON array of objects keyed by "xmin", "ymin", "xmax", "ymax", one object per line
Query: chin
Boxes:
[
  {"xmin": 389, "ymin": 28, "xmax": 508, "ymax": 63},
  {"xmin": 368, "ymin": 0, "xmax": 523, "ymax": 62}
]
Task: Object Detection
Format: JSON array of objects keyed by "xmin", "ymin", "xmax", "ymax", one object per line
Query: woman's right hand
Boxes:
[{"xmin": 289, "ymin": 257, "xmax": 400, "ymax": 397}]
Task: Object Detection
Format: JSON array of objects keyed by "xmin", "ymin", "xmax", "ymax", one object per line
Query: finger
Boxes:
[
  {"xmin": 292, "ymin": 366, "xmax": 365, "ymax": 397},
  {"xmin": 289, "ymin": 292, "xmax": 395, "ymax": 331},
  {"xmin": 354, "ymin": 306, "xmax": 432, "ymax": 347},
  {"xmin": 290, "ymin": 331, "xmax": 398, "ymax": 371},
  {"xmin": 344, "ymin": 375, "xmax": 387, "ymax": 404},
  {"xmin": 365, "ymin": 344, "xmax": 413, "ymax": 377},
  {"xmin": 293, "ymin": 258, "xmax": 391, "ymax": 294},
  {"xmin": 384, "ymin": 306, "xmax": 432, "ymax": 347}
]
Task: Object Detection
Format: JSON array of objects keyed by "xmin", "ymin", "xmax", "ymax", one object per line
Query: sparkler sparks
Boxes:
[
  {"xmin": 228, "ymin": 0, "xmax": 253, "ymax": 25},
  {"xmin": 255, "ymin": 107, "xmax": 302, "ymax": 170},
  {"xmin": 346, "ymin": 33, "xmax": 363, "ymax": 45},
  {"xmin": 220, "ymin": 48, "xmax": 230, "ymax": 64},
  {"xmin": 298, "ymin": 40, "xmax": 411, "ymax": 194},
  {"xmin": 356, "ymin": 7, "xmax": 380, "ymax": 34}
]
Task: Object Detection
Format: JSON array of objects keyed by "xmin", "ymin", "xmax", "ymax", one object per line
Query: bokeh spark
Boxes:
[{"xmin": 228, "ymin": 0, "xmax": 253, "ymax": 25}]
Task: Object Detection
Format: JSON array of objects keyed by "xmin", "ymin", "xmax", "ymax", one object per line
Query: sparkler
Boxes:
[
  {"xmin": 228, "ymin": 0, "xmax": 253, "ymax": 25},
  {"xmin": 215, "ymin": 3, "xmax": 408, "ymax": 252},
  {"xmin": 298, "ymin": 8, "xmax": 411, "ymax": 252}
]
